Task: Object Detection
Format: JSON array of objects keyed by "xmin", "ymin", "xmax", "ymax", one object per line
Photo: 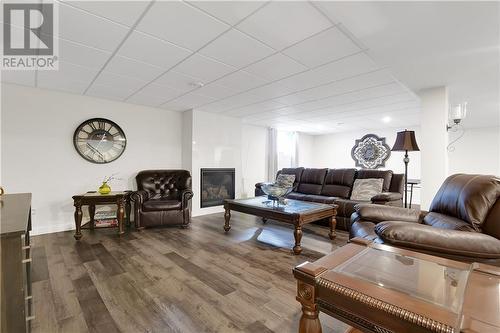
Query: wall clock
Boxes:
[
  {"xmin": 351, "ymin": 134, "xmax": 391, "ymax": 169},
  {"xmin": 73, "ymin": 118, "xmax": 126, "ymax": 164}
]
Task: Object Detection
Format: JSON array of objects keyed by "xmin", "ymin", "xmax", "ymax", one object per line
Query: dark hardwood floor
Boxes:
[{"xmin": 31, "ymin": 212, "xmax": 350, "ymax": 333}]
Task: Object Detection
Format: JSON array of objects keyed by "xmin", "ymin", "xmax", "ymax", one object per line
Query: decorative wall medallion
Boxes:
[{"xmin": 351, "ymin": 134, "xmax": 391, "ymax": 169}]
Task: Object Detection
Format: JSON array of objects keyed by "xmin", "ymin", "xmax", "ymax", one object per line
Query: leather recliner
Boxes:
[
  {"xmin": 350, "ymin": 174, "xmax": 500, "ymax": 265},
  {"xmin": 133, "ymin": 170, "xmax": 193, "ymax": 229}
]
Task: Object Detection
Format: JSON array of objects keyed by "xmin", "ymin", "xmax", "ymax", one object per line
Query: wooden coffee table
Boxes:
[
  {"xmin": 223, "ymin": 196, "xmax": 338, "ymax": 255},
  {"xmin": 294, "ymin": 238, "xmax": 500, "ymax": 333}
]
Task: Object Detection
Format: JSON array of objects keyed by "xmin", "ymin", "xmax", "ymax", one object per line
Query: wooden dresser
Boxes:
[{"xmin": 0, "ymin": 193, "xmax": 33, "ymax": 332}]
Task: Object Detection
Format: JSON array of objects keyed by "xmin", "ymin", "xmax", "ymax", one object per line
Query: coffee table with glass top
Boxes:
[
  {"xmin": 223, "ymin": 196, "xmax": 338, "ymax": 255},
  {"xmin": 294, "ymin": 238, "xmax": 500, "ymax": 333}
]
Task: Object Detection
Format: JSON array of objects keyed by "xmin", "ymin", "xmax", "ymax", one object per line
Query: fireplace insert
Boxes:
[{"xmin": 200, "ymin": 168, "xmax": 235, "ymax": 208}]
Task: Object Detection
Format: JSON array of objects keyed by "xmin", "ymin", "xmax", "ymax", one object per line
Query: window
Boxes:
[{"xmin": 277, "ymin": 130, "xmax": 297, "ymax": 170}]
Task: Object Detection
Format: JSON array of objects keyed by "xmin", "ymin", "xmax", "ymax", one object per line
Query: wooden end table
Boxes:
[
  {"xmin": 72, "ymin": 191, "xmax": 132, "ymax": 240},
  {"xmin": 293, "ymin": 239, "xmax": 500, "ymax": 333},
  {"xmin": 223, "ymin": 196, "xmax": 338, "ymax": 255}
]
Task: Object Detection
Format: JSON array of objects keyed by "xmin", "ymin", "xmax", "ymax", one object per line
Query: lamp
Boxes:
[
  {"xmin": 446, "ymin": 102, "xmax": 467, "ymax": 131},
  {"xmin": 392, "ymin": 130, "xmax": 419, "ymax": 208}
]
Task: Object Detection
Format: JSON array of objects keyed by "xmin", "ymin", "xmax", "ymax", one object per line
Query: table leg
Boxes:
[
  {"xmin": 125, "ymin": 199, "xmax": 131, "ymax": 227},
  {"xmin": 89, "ymin": 204, "xmax": 96, "ymax": 230},
  {"xmin": 297, "ymin": 281, "xmax": 322, "ymax": 333},
  {"xmin": 409, "ymin": 184, "xmax": 414, "ymax": 209},
  {"xmin": 74, "ymin": 200, "xmax": 83, "ymax": 240},
  {"xmin": 117, "ymin": 199, "xmax": 125, "ymax": 236},
  {"xmin": 224, "ymin": 207, "xmax": 231, "ymax": 232},
  {"xmin": 328, "ymin": 215, "xmax": 337, "ymax": 240},
  {"xmin": 293, "ymin": 225, "xmax": 303, "ymax": 255}
]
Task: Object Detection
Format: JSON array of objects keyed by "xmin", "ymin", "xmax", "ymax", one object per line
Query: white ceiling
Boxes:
[{"xmin": 2, "ymin": 1, "xmax": 494, "ymax": 134}]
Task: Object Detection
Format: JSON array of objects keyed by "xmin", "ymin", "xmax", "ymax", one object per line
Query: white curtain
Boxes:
[
  {"xmin": 291, "ymin": 131, "xmax": 299, "ymax": 167},
  {"xmin": 267, "ymin": 127, "xmax": 278, "ymax": 181}
]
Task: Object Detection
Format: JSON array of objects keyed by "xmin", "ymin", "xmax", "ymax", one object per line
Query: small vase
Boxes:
[{"xmin": 98, "ymin": 182, "xmax": 111, "ymax": 195}]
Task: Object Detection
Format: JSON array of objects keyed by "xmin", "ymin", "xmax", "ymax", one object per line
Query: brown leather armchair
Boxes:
[
  {"xmin": 133, "ymin": 170, "xmax": 193, "ymax": 229},
  {"xmin": 350, "ymin": 174, "xmax": 500, "ymax": 265}
]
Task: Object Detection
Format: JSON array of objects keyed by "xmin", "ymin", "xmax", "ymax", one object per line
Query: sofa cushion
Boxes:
[
  {"xmin": 350, "ymin": 178, "xmax": 383, "ymax": 201},
  {"xmin": 143, "ymin": 199, "xmax": 182, "ymax": 212},
  {"xmin": 277, "ymin": 168, "xmax": 304, "ymax": 188},
  {"xmin": 430, "ymin": 174, "xmax": 500, "ymax": 231},
  {"xmin": 296, "ymin": 168, "xmax": 328, "ymax": 195},
  {"xmin": 350, "ymin": 221, "xmax": 379, "ymax": 241},
  {"xmin": 295, "ymin": 194, "xmax": 336, "ymax": 205},
  {"xmin": 423, "ymin": 212, "xmax": 476, "ymax": 232},
  {"xmin": 321, "ymin": 168, "xmax": 357, "ymax": 198},
  {"xmin": 336, "ymin": 199, "xmax": 361, "ymax": 219},
  {"xmin": 357, "ymin": 169, "xmax": 393, "ymax": 192}
]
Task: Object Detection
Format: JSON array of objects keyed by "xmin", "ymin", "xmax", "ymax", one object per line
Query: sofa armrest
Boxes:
[
  {"xmin": 371, "ymin": 192, "xmax": 402, "ymax": 204},
  {"xmin": 375, "ymin": 221, "xmax": 500, "ymax": 259},
  {"xmin": 355, "ymin": 204, "xmax": 424, "ymax": 224},
  {"xmin": 181, "ymin": 189, "xmax": 194, "ymax": 209},
  {"xmin": 131, "ymin": 190, "xmax": 149, "ymax": 205}
]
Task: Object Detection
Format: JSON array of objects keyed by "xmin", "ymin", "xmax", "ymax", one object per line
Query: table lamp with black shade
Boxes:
[{"xmin": 392, "ymin": 130, "xmax": 419, "ymax": 208}]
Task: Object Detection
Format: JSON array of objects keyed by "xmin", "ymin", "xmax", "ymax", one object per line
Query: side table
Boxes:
[{"xmin": 72, "ymin": 191, "xmax": 132, "ymax": 240}]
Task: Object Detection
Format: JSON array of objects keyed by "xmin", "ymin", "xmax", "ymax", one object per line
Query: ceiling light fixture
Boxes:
[
  {"xmin": 382, "ymin": 116, "xmax": 392, "ymax": 123},
  {"xmin": 189, "ymin": 82, "xmax": 204, "ymax": 88}
]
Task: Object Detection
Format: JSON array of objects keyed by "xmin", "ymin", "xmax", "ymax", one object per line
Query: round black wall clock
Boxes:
[{"xmin": 73, "ymin": 118, "xmax": 126, "ymax": 164}]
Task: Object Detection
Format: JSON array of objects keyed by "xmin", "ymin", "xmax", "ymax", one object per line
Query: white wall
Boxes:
[
  {"xmin": 241, "ymin": 124, "xmax": 267, "ymax": 198},
  {"xmin": 189, "ymin": 110, "xmax": 243, "ymax": 216},
  {"xmin": 419, "ymin": 87, "xmax": 449, "ymax": 210},
  {"xmin": 298, "ymin": 132, "xmax": 315, "ymax": 167},
  {"xmin": 448, "ymin": 126, "xmax": 500, "ymax": 176},
  {"xmin": 1, "ymin": 84, "xmax": 183, "ymax": 234}
]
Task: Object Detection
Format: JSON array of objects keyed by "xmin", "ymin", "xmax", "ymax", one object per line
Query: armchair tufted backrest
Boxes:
[
  {"xmin": 429, "ymin": 174, "xmax": 500, "ymax": 232},
  {"xmin": 136, "ymin": 170, "xmax": 192, "ymax": 201}
]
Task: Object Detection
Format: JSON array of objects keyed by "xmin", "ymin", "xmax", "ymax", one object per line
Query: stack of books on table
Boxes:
[{"xmin": 94, "ymin": 210, "xmax": 118, "ymax": 227}]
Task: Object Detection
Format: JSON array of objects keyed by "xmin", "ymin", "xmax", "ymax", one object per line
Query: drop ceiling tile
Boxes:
[
  {"xmin": 277, "ymin": 52, "xmax": 378, "ymax": 90},
  {"xmin": 136, "ymin": 1, "xmax": 229, "ymax": 51},
  {"xmin": 271, "ymin": 106, "xmax": 304, "ymax": 116},
  {"xmin": 165, "ymin": 92, "xmax": 218, "ymax": 109},
  {"xmin": 199, "ymin": 29, "xmax": 275, "ymax": 68},
  {"xmin": 161, "ymin": 101, "xmax": 190, "ymax": 112},
  {"xmin": 1, "ymin": 70, "xmax": 36, "ymax": 86},
  {"xmin": 237, "ymin": 1, "xmax": 331, "ymax": 50},
  {"xmin": 53, "ymin": 3, "xmax": 129, "ymax": 52},
  {"xmin": 59, "ymin": 38, "xmax": 111, "ymax": 69},
  {"xmin": 225, "ymin": 100, "xmax": 286, "ymax": 116},
  {"xmin": 89, "ymin": 71, "xmax": 148, "ymax": 99},
  {"xmin": 106, "ymin": 55, "xmax": 163, "ymax": 82},
  {"xmin": 188, "ymin": 1, "xmax": 265, "ymax": 25},
  {"xmin": 37, "ymin": 61, "xmax": 99, "ymax": 94},
  {"xmin": 175, "ymin": 53, "xmax": 236, "ymax": 83},
  {"xmin": 283, "ymin": 26, "xmax": 361, "ymax": 67},
  {"xmin": 213, "ymin": 70, "xmax": 267, "ymax": 92},
  {"xmin": 128, "ymin": 83, "xmax": 184, "ymax": 107},
  {"xmin": 66, "ymin": 1, "xmax": 150, "ymax": 27},
  {"xmin": 200, "ymin": 91, "xmax": 264, "ymax": 112},
  {"xmin": 247, "ymin": 82, "xmax": 296, "ymax": 100},
  {"xmin": 194, "ymin": 82, "xmax": 241, "ymax": 100},
  {"xmin": 245, "ymin": 53, "xmax": 307, "ymax": 82},
  {"xmin": 154, "ymin": 70, "xmax": 200, "ymax": 94},
  {"xmin": 117, "ymin": 31, "xmax": 191, "ymax": 69}
]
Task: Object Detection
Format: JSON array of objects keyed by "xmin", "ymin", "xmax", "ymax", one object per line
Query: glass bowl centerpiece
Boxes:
[{"xmin": 261, "ymin": 173, "xmax": 296, "ymax": 205}]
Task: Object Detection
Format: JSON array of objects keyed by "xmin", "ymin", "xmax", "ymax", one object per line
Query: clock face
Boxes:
[{"xmin": 73, "ymin": 118, "xmax": 126, "ymax": 164}]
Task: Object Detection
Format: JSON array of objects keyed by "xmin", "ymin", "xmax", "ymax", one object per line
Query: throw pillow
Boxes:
[
  {"xmin": 276, "ymin": 174, "xmax": 295, "ymax": 188},
  {"xmin": 350, "ymin": 178, "xmax": 384, "ymax": 201}
]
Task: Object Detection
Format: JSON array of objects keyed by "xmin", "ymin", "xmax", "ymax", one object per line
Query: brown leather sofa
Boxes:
[
  {"xmin": 255, "ymin": 167, "xmax": 404, "ymax": 230},
  {"xmin": 350, "ymin": 174, "xmax": 500, "ymax": 265},
  {"xmin": 133, "ymin": 170, "xmax": 193, "ymax": 229}
]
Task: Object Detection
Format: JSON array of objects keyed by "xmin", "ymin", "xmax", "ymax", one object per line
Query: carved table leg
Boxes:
[
  {"xmin": 89, "ymin": 204, "xmax": 96, "ymax": 230},
  {"xmin": 293, "ymin": 225, "xmax": 303, "ymax": 255},
  {"xmin": 74, "ymin": 200, "xmax": 83, "ymax": 240},
  {"xmin": 125, "ymin": 198, "xmax": 131, "ymax": 227},
  {"xmin": 117, "ymin": 198, "xmax": 125, "ymax": 236},
  {"xmin": 224, "ymin": 207, "xmax": 231, "ymax": 232},
  {"xmin": 328, "ymin": 215, "xmax": 337, "ymax": 240},
  {"xmin": 297, "ymin": 280, "xmax": 322, "ymax": 333}
]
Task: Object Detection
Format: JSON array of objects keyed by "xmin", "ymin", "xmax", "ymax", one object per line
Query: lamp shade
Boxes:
[{"xmin": 392, "ymin": 130, "xmax": 420, "ymax": 151}]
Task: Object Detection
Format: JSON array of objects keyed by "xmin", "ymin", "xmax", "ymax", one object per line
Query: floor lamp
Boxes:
[{"xmin": 392, "ymin": 130, "xmax": 420, "ymax": 208}]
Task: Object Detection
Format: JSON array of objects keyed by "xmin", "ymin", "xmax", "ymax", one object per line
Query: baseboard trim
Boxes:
[{"xmin": 32, "ymin": 223, "xmax": 74, "ymax": 236}]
